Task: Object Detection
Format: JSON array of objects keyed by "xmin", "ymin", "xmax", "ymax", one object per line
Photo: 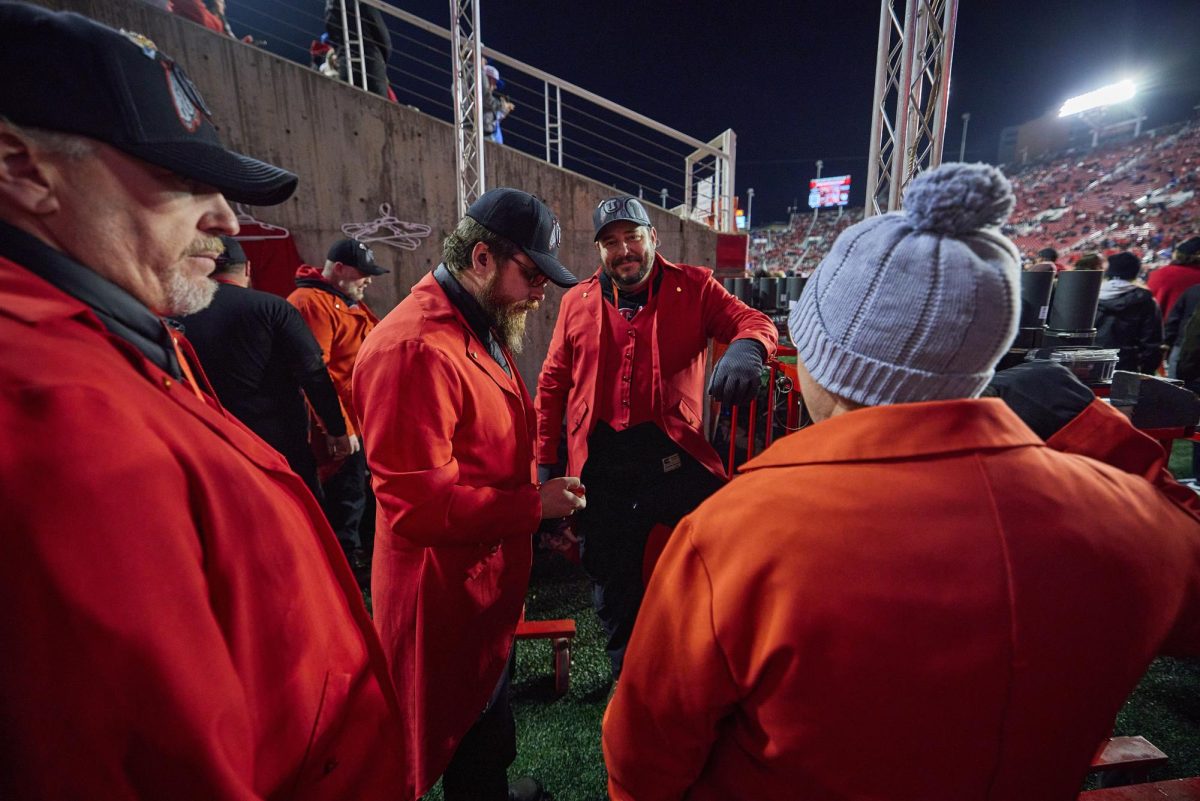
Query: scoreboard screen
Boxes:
[{"xmin": 808, "ymin": 175, "xmax": 851, "ymax": 209}]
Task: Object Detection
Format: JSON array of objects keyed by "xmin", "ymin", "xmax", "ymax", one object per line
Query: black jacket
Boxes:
[
  {"xmin": 1094, "ymin": 284, "xmax": 1163, "ymax": 374},
  {"xmin": 177, "ymin": 283, "xmax": 347, "ymax": 454},
  {"xmin": 324, "ymin": 0, "xmax": 391, "ymax": 58},
  {"xmin": 1164, "ymin": 283, "xmax": 1200, "ymax": 348}
]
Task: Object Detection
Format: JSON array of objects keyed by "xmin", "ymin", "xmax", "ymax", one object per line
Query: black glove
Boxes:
[
  {"xmin": 985, "ymin": 361, "xmax": 1094, "ymax": 440},
  {"xmin": 708, "ymin": 339, "xmax": 765, "ymax": 406}
]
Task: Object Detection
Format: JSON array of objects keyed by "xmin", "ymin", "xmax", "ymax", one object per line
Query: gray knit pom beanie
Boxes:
[{"xmin": 788, "ymin": 162, "xmax": 1021, "ymax": 406}]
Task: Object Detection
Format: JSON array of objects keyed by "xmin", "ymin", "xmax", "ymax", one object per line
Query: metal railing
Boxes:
[{"xmin": 216, "ymin": 0, "xmax": 737, "ymax": 231}]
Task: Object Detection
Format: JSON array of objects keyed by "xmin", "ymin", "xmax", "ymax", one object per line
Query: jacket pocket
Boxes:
[
  {"xmin": 290, "ymin": 670, "xmax": 352, "ymax": 797},
  {"xmin": 569, "ymin": 400, "xmax": 589, "ymax": 434},
  {"xmin": 676, "ymin": 396, "xmax": 699, "ymax": 428}
]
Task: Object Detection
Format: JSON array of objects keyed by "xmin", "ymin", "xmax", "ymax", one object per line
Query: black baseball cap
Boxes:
[
  {"xmin": 593, "ymin": 195, "xmax": 653, "ymax": 240},
  {"xmin": 216, "ymin": 235, "xmax": 247, "ymax": 266},
  {"xmin": 466, "ymin": 188, "xmax": 577, "ymax": 288},
  {"xmin": 327, "ymin": 238, "xmax": 388, "ymax": 276},
  {"xmin": 0, "ymin": 3, "xmax": 298, "ymax": 206}
]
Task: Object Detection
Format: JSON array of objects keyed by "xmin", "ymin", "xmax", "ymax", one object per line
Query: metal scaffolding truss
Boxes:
[
  {"xmin": 864, "ymin": 0, "xmax": 959, "ymax": 217},
  {"xmin": 449, "ymin": 0, "xmax": 485, "ymax": 216}
]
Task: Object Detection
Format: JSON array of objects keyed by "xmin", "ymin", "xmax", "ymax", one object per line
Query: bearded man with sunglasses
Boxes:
[
  {"xmin": 354, "ymin": 188, "xmax": 584, "ymax": 801},
  {"xmin": 535, "ymin": 195, "xmax": 778, "ymax": 680}
]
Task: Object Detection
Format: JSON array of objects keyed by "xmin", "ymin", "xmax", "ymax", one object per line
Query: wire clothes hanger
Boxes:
[
  {"xmin": 341, "ymin": 203, "xmax": 432, "ymax": 252},
  {"xmin": 232, "ymin": 204, "xmax": 292, "ymax": 241}
]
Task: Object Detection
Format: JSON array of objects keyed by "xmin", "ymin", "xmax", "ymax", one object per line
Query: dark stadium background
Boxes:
[{"xmin": 387, "ymin": 0, "xmax": 1200, "ymax": 222}]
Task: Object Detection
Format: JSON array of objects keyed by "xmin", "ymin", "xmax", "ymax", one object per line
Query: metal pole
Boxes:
[
  {"xmin": 889, "ymin": 0, "xmax": 920, "ymax": 211},
  {"xmin": 746, "ymin": 187, "xmax": 754, "ymax": 230},
  {"xmin": 449, "ymin": 0, "xmax": 485, "ymax": 216},
  {"xmin": 927, "ymin": 0, "xmax": 959, "ymax": 168},
  {"xmin": 353, "ymin": 0, "xmax": 367, "ymax": 91},
  {"xmin": 864, "ymin": 0, "xmax": 893, "ymax": 217},
  {"xmin": 958, "ymin": 111, "xmax": 970, "ymax": 161},
  {"xmin": 660, "ymin": 187, "xmax": 669, "ymax": 208}
]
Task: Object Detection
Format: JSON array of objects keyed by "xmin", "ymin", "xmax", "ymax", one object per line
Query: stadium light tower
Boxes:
[
  {"xmin": 1057, "ymin": 79, "xmax": 1144, "ymax": 147},
  {"xmin": 1058, "ymin": 80, "xmax": 1136, "ymax": 118},
  {"xmin": 864, "ymin": 0, "xmax": 960, "ymax": 218}
]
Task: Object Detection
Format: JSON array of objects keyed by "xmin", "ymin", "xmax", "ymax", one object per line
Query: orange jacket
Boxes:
[
  {"xmin": 0, "ymin": 255, "xmax": 405, "ymax": 799},
  {"xmin": 603, "ymin": 398, "xmax": 1200, "ymax": 801},
  {"xmin": 288, "ymin": 265, "xmax": 378, "ymax": 436},
  {"xmin": 353, "ymin": 271, "xmax": 540, "ymax": 800},
  {"xmin": 536, "ymin": 254, "xmax": 777, "ymax": 479}
]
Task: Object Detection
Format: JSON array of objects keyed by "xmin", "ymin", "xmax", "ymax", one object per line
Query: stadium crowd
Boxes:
[
  {"xmin": 749, "ymin": 119, "xmax": 1199, "ymax": 275},
  {"xmin": 2, "ymin": 5, "xmax": 1199, "ymax": 801}
]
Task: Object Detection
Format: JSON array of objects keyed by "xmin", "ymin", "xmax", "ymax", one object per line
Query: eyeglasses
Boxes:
[{"xmin": 511, "ymin": 256, "xmax": 549, "ymax": 288}]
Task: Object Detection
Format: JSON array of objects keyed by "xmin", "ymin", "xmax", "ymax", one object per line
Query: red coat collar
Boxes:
[{"xmin": 742, "ymin": 398, "xmax": 1042, "ymax": 471}]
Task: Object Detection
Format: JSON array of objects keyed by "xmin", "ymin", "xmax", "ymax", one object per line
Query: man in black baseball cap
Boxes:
[
  {"xmin": 288, "ymin": 237, "xmax": 387, "ymax": 579},
  {"xmin": 535, "ymin": 192, "xmax": 778, "ymax": 680},
  {"xmin": 353, "ymin": 187, "xmax": 584, "ymax": 801},
  {"xmin": 0, "ymin": 5, "xmax": 406, "ymax": 799}
]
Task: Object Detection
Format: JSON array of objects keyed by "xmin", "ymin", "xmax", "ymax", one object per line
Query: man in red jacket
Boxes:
[
  {"xmin": 0, "ymin": 6, "xmax": 404, "ymax": 799},
  {"xmin": 1147, "ymin": 235, "xmax": 1200, "ymax": 318},
  {"xmin": 355, "ymin": 188, "xmax": 585, "ymax": 801},
  {"xmin": 603, "ymin": 163, "xmax": 1200, "ymax": 801},
  {"xmin": 536, "ymin": 195, "xmax": 777, "ymax": 678}
]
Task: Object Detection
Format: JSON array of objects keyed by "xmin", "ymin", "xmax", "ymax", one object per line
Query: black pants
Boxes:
[
  {"xmin": 321, "ymin": 450, "xmax": 367, "ymax": 555},
  {"xmin": 441, "ymin": 651, "xmax": 516, "ymax": 801},
  {"xmin": 336, "ymin": 42, "xmax": 390, "ymax": 98},
  {"xmin": 577, "ymin": 422, "xmax": 724, "ymax": 678}
]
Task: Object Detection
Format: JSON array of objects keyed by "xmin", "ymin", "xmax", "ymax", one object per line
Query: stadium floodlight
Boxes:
[{"xmin": 1058, "ymin": 80, "xmax": 1137, "ymax": 117}]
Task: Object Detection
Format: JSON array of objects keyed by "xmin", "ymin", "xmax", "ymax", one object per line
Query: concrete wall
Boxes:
[{"xmin": 38, "ymin": 0, "xmax": 719, "ymax": 386}]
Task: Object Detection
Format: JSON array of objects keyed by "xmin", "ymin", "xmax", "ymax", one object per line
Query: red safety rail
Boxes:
[{"xmin": 715, "ymin": 345, "xmax": 800, "ymax": 478}]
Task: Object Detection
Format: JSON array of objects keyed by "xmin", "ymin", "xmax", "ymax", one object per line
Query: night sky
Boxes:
[{"xmin": 237, "ymin": 0, "xmax": 1200, "ymax": 224}]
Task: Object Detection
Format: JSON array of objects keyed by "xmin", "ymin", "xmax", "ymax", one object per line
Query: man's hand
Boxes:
[
  {"xmin": 539, "ymin": 476, "xmax": 586, "ymax": 519},
  {"xmin": 985, "ymin": 360, "xmax": 1094, "ymax": 440},
  {"xmin": 708, "ymin": 339, "xmax": 765, "ymax": 406}
]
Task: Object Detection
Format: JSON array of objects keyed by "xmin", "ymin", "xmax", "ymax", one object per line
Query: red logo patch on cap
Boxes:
[{"xmin": 161, "ymin": 60, "xmax": 211, "ymax": 133}]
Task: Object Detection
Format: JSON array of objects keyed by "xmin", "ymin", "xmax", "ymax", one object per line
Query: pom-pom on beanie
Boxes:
[{"xmin": 788, "ymin": 162, "xmax": 1021, "ymax": 406}]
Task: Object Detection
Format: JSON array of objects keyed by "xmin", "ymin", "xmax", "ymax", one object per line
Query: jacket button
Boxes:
[
  {"xmin": 323, "ymin": 757, "xmax": 338, "ymax": 775},
  {"xmin": 582, "ymin": 292, "xmax": 589, "ymax": 298},
  {"xmin": 162, "ymin": 377, "xmax": 173, "ymax": 389},
  {"xmin": 490, "ymin": 544, "xmax": 499, "ymax": 554},
  {"xmin": 676, "ymin": 286, "xmax": 682, "ymax": 292}
]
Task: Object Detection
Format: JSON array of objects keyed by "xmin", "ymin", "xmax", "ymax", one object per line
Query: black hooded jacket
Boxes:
[{"xmin": 1094, "ymin": 283, "xmax": 1163, "ymax": 373}]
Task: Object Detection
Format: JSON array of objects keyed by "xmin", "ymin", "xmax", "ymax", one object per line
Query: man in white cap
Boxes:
[
  {"xmin": 0, "ymin": 4, "xmax": 404, "ymax": 799},
  {"xmin": 603, "ymin": 163, "xmax": 1200, "ymax": 801}
]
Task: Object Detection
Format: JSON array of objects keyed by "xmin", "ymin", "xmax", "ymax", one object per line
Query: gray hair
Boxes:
[{"xmin": 0, "ymin": 115, "xmax": 96, "ymax": 159}]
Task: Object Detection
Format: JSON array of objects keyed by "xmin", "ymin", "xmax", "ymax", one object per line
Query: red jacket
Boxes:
[
  {"xmin": 0, "ymin": 256, "xmax": 404, "ymax": 799},
  {"xmin": 169, "ymin": 0, "xmax": 229, "ymax": 34},
  {"xmin": 603, "ymin": 398, "xmax": 1200, "ymax": 801},
  {"xmin": 353, "ymin": 272, "xmax": 541, "ymax": 800},
  {"xmin": 536, "ymin": 255, "xmax": 778, "ymax": 478},
  {"xmin": 288, "ymin": 265, "xmax": 378, "ymax": 436},
  {"xmin": 1147, "ymin": 261, "xmax": 1200, "ymax": 318}
]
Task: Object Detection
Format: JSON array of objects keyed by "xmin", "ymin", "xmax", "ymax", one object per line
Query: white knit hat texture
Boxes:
[{"xmin": 788, "ymin": 162, "xmax": 1021, "ymax": 406}]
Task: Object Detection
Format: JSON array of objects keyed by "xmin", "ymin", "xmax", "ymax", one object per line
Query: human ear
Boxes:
[{"xmin": 0, "ymin": 130, "xmax": 60, "ymax": 217}]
